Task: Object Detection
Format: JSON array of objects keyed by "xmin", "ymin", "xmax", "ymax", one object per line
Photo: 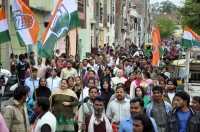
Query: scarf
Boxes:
[
  {"xmin": 135, "ymin": 79, "xmax": 141, "ymax": 86},
  {"xmin": 49, "ymin": 89, "xmax": 78, "ymax": 113},
  {"xmin": 88, "ymin": 114, "xmax": 113, "ymax": 132}
]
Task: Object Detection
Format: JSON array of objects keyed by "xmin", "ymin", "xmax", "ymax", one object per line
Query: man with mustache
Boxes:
[
  {"xmin": 80, "ymin": 97, "xmax": 112, "ymax": 132},
  {"xmin": 106, "ymin": 86, "xmax": 130, "ymax": 126},
  {"xmin": 146, "ymin": 86, "xmax": 172, "ymax": 132}
]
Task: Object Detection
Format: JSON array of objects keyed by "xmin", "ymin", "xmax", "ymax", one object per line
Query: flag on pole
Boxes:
[
  {"xmin": 38, "ymin": 0, "xmax": 81, "ymax": 58},
  {"xmin": 12, "ymin": 0, "xmax": 39, "ymax": 47},
  {"xmin": 182, "ymin": 26, "xmax": 200, "ymax": 48},
  {"xmin": 0, "ymin": 8, "xmax": 11, "ymax": 44},
  {"xmin": 152, "ymin": 29, "xmax": 160, "ymax": 66}
]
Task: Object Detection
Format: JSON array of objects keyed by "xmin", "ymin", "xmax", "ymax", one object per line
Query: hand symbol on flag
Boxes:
[
  {"xmin": 13, "ymin": 10, "xmax": 34, "ymax": 30},
  {"xmin": 50, "ymin": 4, "xmax": 71, "ymax": 37}
]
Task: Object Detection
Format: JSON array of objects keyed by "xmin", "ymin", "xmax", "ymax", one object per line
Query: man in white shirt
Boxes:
[
  {"xmin": 106, "ymin": 85, "xmax": 130, "ymax": 125},
  {"xmin": 87, "ymin": 59, "xmax": 99, "ymax": 74},
  {"xmin": 79, "ymin": 78, "xmax": 95, "ymax": 101},
  {"xmin": 46, "ymin": 68, "xmax": 61, "ymax": 92},
  {"xmin": 78, "ymin": 87, "xmax": 99, "ymax": 128}
]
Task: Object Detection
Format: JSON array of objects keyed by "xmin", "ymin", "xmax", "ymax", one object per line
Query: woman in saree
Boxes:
[{"xmin": 50, "ymin": 79, "xmax": 79, "ymax": 132}]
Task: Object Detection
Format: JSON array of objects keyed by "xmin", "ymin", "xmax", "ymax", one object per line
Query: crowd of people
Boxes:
[{"xmin": 0, "ymin": 43, "xmax": 200, "ymax": 132}]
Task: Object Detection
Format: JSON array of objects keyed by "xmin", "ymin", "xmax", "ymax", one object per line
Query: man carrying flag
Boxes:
[
  {"xmin": 0, "ymin": 8, "xmax": 11, "ymax": 45},
  {"xmin": 38, "ymin": 0, "xmax": 81, "ymax": 58}
]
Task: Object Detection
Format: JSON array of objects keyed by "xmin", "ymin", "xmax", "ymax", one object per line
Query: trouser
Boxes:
[
  {"xmin": 158, "ymin": 126, "xmax": 165, "ymax": 132},
  {"xmin": 20, "ymin": 79, "xmax": 25, "ymax": 86}
]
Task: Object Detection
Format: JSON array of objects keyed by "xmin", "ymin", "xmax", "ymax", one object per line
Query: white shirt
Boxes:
[
  {"xmin": 106, "ymin": 98, "xmax": 130, "ymax": 122},
  {"xmin": 46, "ymin": 76, "xmax": 61, "ymax": 92},
  {"xmin": 87, "ymin": 64, "xmax": 99, "ymax": 74},
  {"xmin": 168, "ymin": 92, "xmax": 175, "ymax": 104},
  {"xmin": 79, "ymin": 86, "xmax": 89, "ymax": 101}
]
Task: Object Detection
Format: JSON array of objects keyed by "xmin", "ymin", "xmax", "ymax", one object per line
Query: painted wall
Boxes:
[
  {"xmin": 78, "ymin": 29, "xmax": 87, "ymax": 60},
  {"xmin": 85, "ymin": 0, "xmax": 95, "ymax": 52}
]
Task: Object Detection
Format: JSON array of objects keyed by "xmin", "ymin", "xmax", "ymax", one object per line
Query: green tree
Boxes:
[
  {"xmin": 154, "ymin": 17, "xmax": 175, "ymax": 39},
  {"xmin": 178, "ymin": 0, "xmax": 200, "ymax": 34},
  {"xmin": 151, "ymin": 0, "xmax": 177, "ymax": 14}
]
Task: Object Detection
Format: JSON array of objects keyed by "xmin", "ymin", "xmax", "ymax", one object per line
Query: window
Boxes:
[
  {"xmin": 91, "ymin": 24, "xmax": 93, "ymax": 30},
  {"xmin": 78, "ymin": 0, "xmax": 84, "ymax": 13}
]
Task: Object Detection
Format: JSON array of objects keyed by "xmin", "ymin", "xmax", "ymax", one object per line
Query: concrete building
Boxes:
[{"xmin": 0, "ymin": 0, "xmax": 53, "ymax": 69}]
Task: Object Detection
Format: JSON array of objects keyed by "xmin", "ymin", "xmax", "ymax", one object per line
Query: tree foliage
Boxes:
[
  {"xmin": 178, "ymin": 0, "xmax": 200, "ymax": 34},
  {"xmin": 151, "ymin": 0, "xmax": 177, "ymax": 14},
  {"xmin": 154, "ymin": 17, "xmax": 175, "ymax": 39}
]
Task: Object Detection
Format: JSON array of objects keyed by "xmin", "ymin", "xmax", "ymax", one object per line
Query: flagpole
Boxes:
[
  {"xmin": 25, "ymin": 45, "xmax": 37, "ymax": 99},
  {"xmin": 50, "ymin": 51, "xmax": 56, "ymax": 108},
  {"xmin": 76, "ymin": 28, "xmax": 85, "ymax": 130},
  {"xmin": 10, "ymin": 42, "xmax": 20, "ymax": 85}
]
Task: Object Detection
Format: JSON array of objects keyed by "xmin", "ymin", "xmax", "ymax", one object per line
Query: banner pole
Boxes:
[
  {"xmin": 10, "ymin": 41, "xmax": 20, "ymax": 85},
  {"xmin": 25, "ymin": 45, "xmax": 37, "ymax": 99}
]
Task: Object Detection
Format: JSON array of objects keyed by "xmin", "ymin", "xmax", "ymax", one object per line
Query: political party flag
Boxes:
[
  {"xmin": 152, "ymin": 29, "xmax": 160, "ymax": 66},
  {"xmin": 12, "ymin": 0, "xmax": 39, "ymax": 47},
  {"xmin": 0, "ymin": 8, "xmax": 11, "ymax": 44},
  {"xmin": 38, "ymin": 0, "xmax": 81, "ymax": 58},
  {"xmin": 182, "ymin": 26, "xmax": 200, "ymax": 48}
]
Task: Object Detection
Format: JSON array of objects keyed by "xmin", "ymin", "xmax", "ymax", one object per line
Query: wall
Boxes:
[{"xmin": 78, "ymin": 29, "xmax": 87, "ymax": 60}]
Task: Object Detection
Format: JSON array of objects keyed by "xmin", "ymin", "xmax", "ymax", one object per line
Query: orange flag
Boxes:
[{"xmin": 152, "ymin": 29, "xmax": 160, "ymax": 66}]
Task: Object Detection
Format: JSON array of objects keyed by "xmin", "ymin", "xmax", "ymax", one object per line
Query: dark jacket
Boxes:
[
  {"xmin": 165, "ymin": 106, "xmax": 200, "ymax": 132},
  {"xmin": 100, "ymin": 74, "xmax": 115, "ymax": 82},
  {"xmin": 77, "ymin": 69, "xmax": 86, "ymax": 77},
  {"xmin": 162, "ymin": 93, "xmax": 176, "ymax": 109},
  {"xmin": 101, "ymin": 89, "xmax": 115, "ymax": 111}
]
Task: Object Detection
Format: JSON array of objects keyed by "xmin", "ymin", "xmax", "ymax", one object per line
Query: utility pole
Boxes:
[{"xmin": 5, "ymin": 0, "xmax": 11, "ymax": 70}]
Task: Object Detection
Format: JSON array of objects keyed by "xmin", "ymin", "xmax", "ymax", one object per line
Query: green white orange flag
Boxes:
[
  {"xmin": 38, "ymin": 0, "xmax": 81, "ymax": 58},
  {"xmin": 12, "ymin": 0, "xmax": 39, "ymax": 47},
  {"xmin": 0, "ymin": 8, "xmax": 11, "ymax": 44},
  {"xmin": 152, "ymin": 29, "xmax": 160, "ymax": 66},
  {"xmin": 182, "ymin": 26, "xmax": 200, "ymax": 48}
]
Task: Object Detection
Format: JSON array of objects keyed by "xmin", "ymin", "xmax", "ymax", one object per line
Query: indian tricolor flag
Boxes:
[
  {"xmin": 152, "ymin": 29, "xmax": 160, "ymax": 66},
  {"xmin": 12, "ymin": 0, "xmax": 39, "ymax": 47},
  {"xmin": 0, "ymin": 8, "xmax": 11, "ymax": 44},
  {"xmin": 38, "ymin": 0, "xmax": 81, "ymax": 58},
  {"xmin": 182, "ymin": 26, "xmax": 200, "ymax": 48}
]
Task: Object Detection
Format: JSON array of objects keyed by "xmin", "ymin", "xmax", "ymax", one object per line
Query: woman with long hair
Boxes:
[
  {"xmin": 135, "ymin": 86, "xmax": 151, "ymax": 110},
  {"xmin": 50, "ymin": 79, "xmax": 78, "ymax": 132},
  {"xmin": 100, "ymin": 66, "xmax": 115, "ymax": 82},
  {"xmin": 100, "ymin": 79, "xmax": 115, "ymax": 111},
  {"xmin": 73, "ymin": 76, "xmax": 82, "ymax": 99},
  {"xmin": 133, "ymin": 113, "xmax": 155, "ymax": 132}
]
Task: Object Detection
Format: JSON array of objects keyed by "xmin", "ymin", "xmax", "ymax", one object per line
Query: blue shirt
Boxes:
[
  {"xmin": 118, "ymin": 114, "xmax": 158, "ymax": 132},
  {"xmin": 24, "ymin": 77, "xmax": 40, "ymax": 98},
  {"xmin": 177, "ymin": 109, "xmax": 190, "ymax": 132}
]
